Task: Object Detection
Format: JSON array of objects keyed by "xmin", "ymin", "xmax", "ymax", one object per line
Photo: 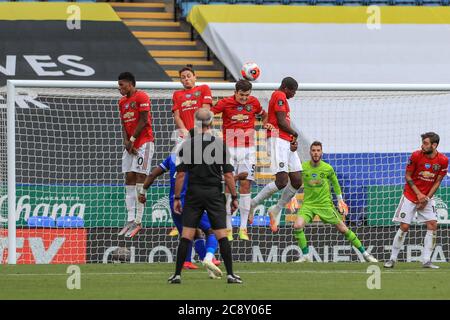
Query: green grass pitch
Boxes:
[{"xmin": 1, "ymin": 263, "xmax": 449, "ymax": 300}]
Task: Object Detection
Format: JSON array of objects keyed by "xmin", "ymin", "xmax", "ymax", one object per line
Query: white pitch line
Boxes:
[{"xmin": 2, "ymin": 269, "xmax": 450, "ymax": 277}]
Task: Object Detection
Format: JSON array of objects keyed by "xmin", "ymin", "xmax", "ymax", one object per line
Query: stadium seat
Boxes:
[
  {"xmin": 231, "ymin": 215, "xmax": 240, "ymax": 227},
  {"xmin": 391, "ymin": 0, "xmax": 417, "ymax": 4},
  {"xmin": 249, "ymin": 215, "xmax": 270, "ymax": 227},
  {"xmin": 230, "ymin": 215, "xmax": 270, "ymax": 227},
  {"xmin": 420, "ymin": 0, "xmax": 442, "ymax": 4},
  {"xmin": 27, "ymin": 216, "xmax": 56, "ymax": 228},
  {"xmin": 56, "ymin": 216, "xmax": 85, "ymax": 228},
  {"xmin": 318, "ymin": 0, "xmax": 351, "ymax": 4}
]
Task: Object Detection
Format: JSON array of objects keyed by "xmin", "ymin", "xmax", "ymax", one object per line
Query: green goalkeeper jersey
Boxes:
[{"xmin": 301, "ymin": 160, "xmax": 342, "ymax": 209}]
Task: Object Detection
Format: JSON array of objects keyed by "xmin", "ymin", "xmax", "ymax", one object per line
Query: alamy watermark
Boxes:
[
  {"xmin": 66, "ymin": 265, "xmax": 81, "ymax": 290},
  {"xmin": 366, "ymin": 265, "xmax": 381, "ymax": 290}
]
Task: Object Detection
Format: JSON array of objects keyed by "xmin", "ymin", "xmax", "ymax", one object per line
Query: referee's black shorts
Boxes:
[{"xmin": 182, "ymin": 185, "xmax": 226, "ymax": 230}]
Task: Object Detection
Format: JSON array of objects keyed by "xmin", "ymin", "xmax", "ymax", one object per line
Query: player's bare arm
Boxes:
[
  {"xmin": 261, "ymin": 111, "xmax": 274, "ymax": 130},
  {"xmin": 121, "ymin": 119, "xmax": 134, "ymax": 154},
  {"xmin": 224, "ymin": 172, "xmax": 239, "ymax": 213},
  {"xmin": 130, "ymin": 110, "xmax": 149, "ymax": 152},
  {"xmin": 405, "ymin": 170, "xmax": 428, "ymax": 205},
  {"xmin": 275, "ymin": 111, "xmax": 297, "ymax": 140},
  {"xmin": 427, "ymin": 174, "xmax": 445, "ymax": 200},
  {"xmin": 173, "ymin": 109, "xmax": 188, "ymax": 137},
  {"xmin": 138, "ymin": 166, "xmax": 165, "ymax": 204},
  {"xmin": 174, "ymin": 171, "xmax": 186, "ymax": 214}
]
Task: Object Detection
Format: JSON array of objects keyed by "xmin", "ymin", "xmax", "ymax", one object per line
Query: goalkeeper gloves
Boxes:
[{"xmin": 337, "ymin": 200, "xmax": 349, "ymax": 216}]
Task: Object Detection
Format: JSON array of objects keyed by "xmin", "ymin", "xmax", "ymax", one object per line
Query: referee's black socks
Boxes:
[
  {"xmin": 218, "ymin": 237, "xmax": 233, "ymax": 276},
  {"xmin": 175, "ymin": 237, "xmax": 191, "ymax": 276}
]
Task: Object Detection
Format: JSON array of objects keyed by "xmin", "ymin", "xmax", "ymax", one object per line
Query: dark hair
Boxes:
[
  {"xmin": 310, "ymin": 141, "xmax": 322, "ymax": 150},
  {"xmin": 421, "ymin": 132, "xmax": 440, "ymax": 146},
  {"xmin": 118, "ymin": 72, "xmax": 136, "ymax": 87},
  {"xmin": 235, "ymin": 79, "xmax": 252, "ymax": 93},
  {"xmin": 280, "ymin": 77, "xmax": 298, "ymax": 91},
  {"xmin": 179, "ymin": 64, "xmax": 195, "ymax": 76}
]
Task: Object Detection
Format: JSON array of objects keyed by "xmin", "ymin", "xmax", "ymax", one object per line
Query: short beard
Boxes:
[{"xmin": 423, "ymin": 148, "xmax": 433, "ymax": 155}]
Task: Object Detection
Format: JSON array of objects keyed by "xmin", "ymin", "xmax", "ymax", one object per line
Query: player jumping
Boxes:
[
  {"xmin": 117, "ymin": 72, "xmax": 154, "ymax": 238},
  {"xmin": 249, "ymin": 77, "xmax": 302, "ymax": 232},
  {"xmin": 212, "ymin": 79, "xmax": 272, "ymax": 241}
]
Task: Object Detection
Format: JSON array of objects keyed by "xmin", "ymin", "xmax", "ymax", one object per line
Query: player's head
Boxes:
[
  {"xmin": 234, "ymin": 79, "xmax": 252, "ymax": 104},
  {"xmin": 310, "ymin": 141, "xmax": 323, "ymax": 163},
  {"xmin": 118, "ymin": 72, "xmax": 136, "ymax": 96},
  {"xmin": 421, "ymin": 132, "xmax": 440, "ymax": 155},
  {"xmin": 279, "ymin": 77, "xmax": 298, "ymax": 99},
  {"xmin": 179, "ymin": 64, "xmax": 196, "ymax": 90},
  {"xmin": 194, "ymin": 107, "xmax": 214, "ymax": 129}
]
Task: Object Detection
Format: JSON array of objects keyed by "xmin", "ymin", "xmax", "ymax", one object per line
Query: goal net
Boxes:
[{"xmin": 1, "ymin": 81, "xmax": 450, "ymax": 264}]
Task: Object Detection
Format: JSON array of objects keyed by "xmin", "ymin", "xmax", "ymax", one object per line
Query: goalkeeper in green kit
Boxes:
[{"xmin": 293, "ymin": 141, "xmax": 378, "ymax": 263}]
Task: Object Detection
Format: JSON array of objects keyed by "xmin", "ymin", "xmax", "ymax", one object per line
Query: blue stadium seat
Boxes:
[
  {"xmin": 28, "ymin": 216, "xmax": 56, "ymax": 228},
  {"xmin": 251, "ymin": 215, "xmax": 270, "ymax": 227},
  {"xmin": 259, "ymin": 0, "xmax": 285, "ymax": 4},
  {"xmin": 420, "ymin": 0, "xmax": 443, "ymax": 4},
  {"xmin": 56, "ymin": 216, "xmax": 84, "ymax": 228},
  {"xmin": 230, "ymin": 215, "xmax": 270, "ymax": 227},
  {"xmin": 390, "ymin": 0, "xmax": 416, "ymax": 4}
]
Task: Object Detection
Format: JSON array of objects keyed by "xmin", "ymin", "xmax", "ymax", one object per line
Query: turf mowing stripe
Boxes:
[{"xmin": 3, "ymin": 269, "xmax": 450, "ymax": 276}]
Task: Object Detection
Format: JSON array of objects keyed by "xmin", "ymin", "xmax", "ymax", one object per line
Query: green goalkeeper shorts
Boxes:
[{"xmin": 297, "ymin": 206, "xmax": 342, "ymax": 225}]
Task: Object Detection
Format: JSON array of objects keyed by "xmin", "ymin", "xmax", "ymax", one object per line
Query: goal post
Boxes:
[{"xmin": 3, "ymin": 80, "xmax": 450, "ymax": 265}]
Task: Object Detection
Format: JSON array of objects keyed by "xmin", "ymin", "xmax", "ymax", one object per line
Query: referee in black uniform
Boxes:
[{"xmin": 168, "ymin": 108, "xmax": 242, "ymax": 284}]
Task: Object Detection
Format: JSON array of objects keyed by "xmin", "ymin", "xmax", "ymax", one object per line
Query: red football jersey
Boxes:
[
  {"xmin": 403, "ymin": 150, "xmax": 448, "ymax": 202},
  {"xmin": 212, "ymin": 95, "xmax": 264, "ymax": 147},
  {"xmin": 267, "ymin": 90, "xmax": 293, "ymax": 142},
  {"xmin": 119, "ymin": 90, "xmax": 154, "ymax": 149},
  {"xmin": 172, "ymin": 85, "xmax": 213, "ymax": 130}
]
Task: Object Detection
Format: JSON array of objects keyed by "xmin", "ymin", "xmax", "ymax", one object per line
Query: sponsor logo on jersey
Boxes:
[
  {"xmin": 123, "ymin": 111, "xmax": 134, "ymax": 119},
  {"xmin": 130, "ymin": 102, "xmax": 136, "ymax": 109},
  {"xmin": 237, "ymin": 105, "xmax": 244, "ymax": 112},
  {"xmin": 425, "ymin": 163, "xmax": 431, "ymax": 169},
  {"xmin": 181, "ymin": 100, "xmax": 197, "ymax": 108},
  {"xmin": 245, "ymin": 105, "xmax": 252, "ymax": 112},
  {"xmin": 194, "ymin": 91, "xmax": 201, "ymax": 97},
  {"xmin": 185, "ymin": 94, "xmax": 192, "ymax": 99},
  {"xmin": 419, "ymin": 171, "xmax": 435, "ymax": 178},
  {"xmin": 231, "ymin": 114, "xmax": 249, "ymax": 121},
  {"xmin": 124, "ymin": 103, "xmax": 129, "ymax": 109},
  {"xmin": 320, "ymin": 173, "xmax": 325, "ymax": 178},
  {"xmin": 277, "ymin": 99, "xmax": 284, "ymax": 107}
]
